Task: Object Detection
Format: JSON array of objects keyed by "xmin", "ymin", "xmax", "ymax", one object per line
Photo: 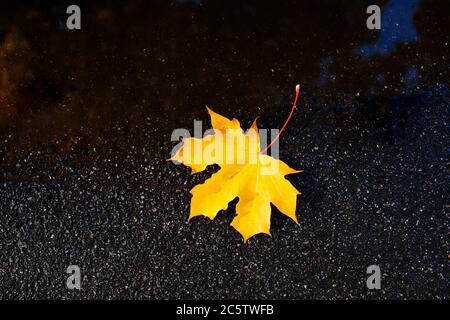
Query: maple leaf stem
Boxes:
[{"xmin": 260, "ymin": 84, "xmax": 300, "ymax": 155}]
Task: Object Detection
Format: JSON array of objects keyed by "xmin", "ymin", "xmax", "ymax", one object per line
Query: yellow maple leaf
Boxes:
[{"xmin": 171, "ymin": 106, "xmax": 301, "ymax": 243}]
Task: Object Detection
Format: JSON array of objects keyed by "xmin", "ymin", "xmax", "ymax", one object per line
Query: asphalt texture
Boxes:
[{"xmin": 0, "ymin": 1, "xmax": 448, "ymax": 299}]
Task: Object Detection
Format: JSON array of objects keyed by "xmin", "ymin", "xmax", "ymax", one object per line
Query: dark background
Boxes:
[{"xmin": 0, "ymin": 0, "xmax": 447, "ymax": 299}]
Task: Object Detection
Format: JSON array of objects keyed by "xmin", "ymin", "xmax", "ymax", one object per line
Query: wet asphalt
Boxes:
[{"xmin": 0, "ymin": 0, "xmax": 448, "ymax": 299}]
